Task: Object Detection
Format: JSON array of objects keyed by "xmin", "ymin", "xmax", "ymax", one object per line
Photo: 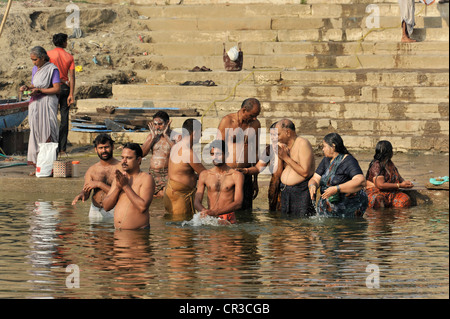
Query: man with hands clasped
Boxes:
[{"xmin": 275, "ymin": 119, "xmax": 316, "ymax": 217}]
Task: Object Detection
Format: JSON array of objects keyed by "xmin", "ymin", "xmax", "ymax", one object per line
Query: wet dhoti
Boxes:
[
  {"xmin": 163, "ymin": 179, "xmax": 196, "ymax": 218},
  {"xmin": 149, "ymin": 167, "xmax": 168, "ymax": 195},
  {"xmin": 280, "ymin": 179, "xmax": 315, "ymax": 217}
]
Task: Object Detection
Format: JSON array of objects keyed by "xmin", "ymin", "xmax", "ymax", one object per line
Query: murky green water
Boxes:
[{"xmin": 0, "ymin": 189, "xmax": 448, "ymax": 299}]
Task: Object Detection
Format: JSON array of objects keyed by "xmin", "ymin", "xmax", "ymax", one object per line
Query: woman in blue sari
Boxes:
[{"xmin": 308, "ymin": 133, "xmax": 368, "ymax": 217}]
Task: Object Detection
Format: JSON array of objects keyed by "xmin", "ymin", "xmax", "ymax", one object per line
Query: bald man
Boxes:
[{"xmin": 276, "ymin": 119, "xmax": 316, "ymax": 217}]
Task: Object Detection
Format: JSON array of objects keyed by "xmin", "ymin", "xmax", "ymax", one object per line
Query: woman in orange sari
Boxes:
[{"xmin": 365, "ymin": 140, "xmax": 414, "ymax": 209}]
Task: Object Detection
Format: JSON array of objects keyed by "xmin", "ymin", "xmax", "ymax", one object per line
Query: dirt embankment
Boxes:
[{"xmin": 0, "ymin": 0, "xmax": 160, "ymax": 102}]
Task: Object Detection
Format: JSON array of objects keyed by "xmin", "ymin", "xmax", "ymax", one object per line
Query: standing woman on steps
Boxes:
[
  {"xmin": 399, "ymin": 0, "xmax": 417, "ymax": 42},
  {"xmin": 20, "ymin": 46, "xmax": 61, "ymax": 173}
]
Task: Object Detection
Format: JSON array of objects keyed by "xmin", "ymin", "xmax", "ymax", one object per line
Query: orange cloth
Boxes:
[
  {"xmin": 163, "ymin": 179, "xmax": 196, "ymax": 218},
  {"xmin": 219, "ymin": 212, "xmax": 236, "ymax": 224},
  {"xmin": 48, "ymin": 47, "xmax": 75, "ymax": 83}
]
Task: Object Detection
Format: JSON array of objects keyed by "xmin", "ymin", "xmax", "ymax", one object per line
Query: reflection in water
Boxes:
[{"xmin": 0, "ymin": 195, "xmax": 447, "ymax": 298}]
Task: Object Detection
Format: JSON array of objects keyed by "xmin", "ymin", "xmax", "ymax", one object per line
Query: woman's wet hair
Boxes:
[
  {"xmin": 373, "ymin": 140, "xmax": 393, "ymax": 162},
  {"xmin": 366, "ymin": 140, "xmax": 393, "ymax": 179},
  {"xmin": 52, "ymin": 33, "xmax": 68, "ymax": 48},
  {"xmin": 323, "ymin": 133, "xmax": 350, "ymax": 155},
  {"xmin": 123, "ymin": 142, "xmax": 143, "ymax": 159},
  {"xmin": 30, "ymin": 46, "xmax": 50, "ymax": 62}
]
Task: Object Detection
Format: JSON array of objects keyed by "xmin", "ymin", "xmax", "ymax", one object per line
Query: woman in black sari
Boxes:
[{"xmin": 308, "ymin": 133, "xmax": 368, "ymax": 217}]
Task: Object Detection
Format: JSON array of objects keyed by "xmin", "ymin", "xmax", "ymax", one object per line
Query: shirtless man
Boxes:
[
  {"xmin": 102, "ymin": 143, "xmax": 155, "ymax": 230},
  {"xmin": 163, "ymin": 118, "xmax": 206, "ymax": 220},
  {"xmin": 276, "ymin": 119, "xmax": 316, "ymax": 217},
  {"xmin": 72, "ymin": 134, "xmax": 120, "ymax": 219},
  {"xmin": 238, "ymin": 121, "xmax": 283, "ymax": 211},
  {"xmin": 142, "ymin": 111, "xmax": 180, "ymax": 198},
  {"xmin": 217, "ymin": 98, "xmax": 261, "ymax": 210},
  {"xmin": 194, "ymin": 140, "xmax": 244, "ymax": 224}
]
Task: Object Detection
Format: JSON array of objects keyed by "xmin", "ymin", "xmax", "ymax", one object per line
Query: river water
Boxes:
[{"xmin": 0, "ymin": 187, "xmax": 447, "ymax": 299}]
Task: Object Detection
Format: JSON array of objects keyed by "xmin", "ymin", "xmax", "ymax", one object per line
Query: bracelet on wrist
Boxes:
[{"xmin": 336, "ymin": 185, "xmax": 340, "ymax": 193}]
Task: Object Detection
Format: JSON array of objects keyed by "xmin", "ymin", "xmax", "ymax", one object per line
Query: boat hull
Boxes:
[{"xmin": 0, "ymin": 99, "xmax": 29, "ymax": 134}]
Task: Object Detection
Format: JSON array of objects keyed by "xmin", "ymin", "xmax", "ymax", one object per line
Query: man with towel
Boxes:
[
  {"xmin": 163, "ymin": 119, "xmax": 206, "ymax": 220},
  {"xmin": 276, "ymin": 119, "xmax": 316, "ymax": 217}
]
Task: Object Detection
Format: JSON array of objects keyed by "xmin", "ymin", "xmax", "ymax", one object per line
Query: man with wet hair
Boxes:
[
  {"xmin": 163, "ymin": 118, "xmax": 206, "ymax": 220},
  {"xmin": 217, "ymin": 98, "xmax": 261, "ymax": 210},
  {"xmin": 103, "ymin": 143, "xmax": 155, "ymax": 230},
  {"xmin": 194, "ymin": 139, "xmax": 244, "ymax": 224},
  {"xmin": 142, "ymin": 110, "xmax": 180, "ymax": 198},
  {"xmin": 72, "ymin": 134, "xmax": 120, "ymax": 219},
  {"xmin": 48, "ymin": 33, "xmax": 75, "ymax": 155}
]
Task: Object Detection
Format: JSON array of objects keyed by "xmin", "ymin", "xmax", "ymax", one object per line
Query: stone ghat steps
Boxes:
[
  {"xmin": 138, "ymin": 41, "xmax": 449, "ymax": 57},
  {"xmin": 140, "ymin": 27, "xmax": 449, "ymax": 43},
  {"xmin": 75, "ymin": 99, "xmax": 449, "ymax": 121},
  {"xmin": 131, "ymin": 52, "xmax": 449, "ymax": 70},
  {"xmin": 133, "ymin": 2, "xmax": 448, "ymax": 19},
  {"xmin": 134, "ymin": 15, "xmax": 448, "ymax": 32},
  {"xmin": 68, "ymin": 123, "xmax": 448, "ymax": 153},
  {"xmin": 111, "ymin": 83, "xmax": 449, "ymax": 104},
  {"xmin": 133, "ymin": 0, "xmax": 408, "ymax": 5},
  {"xmin": 138, "ymin": 69, "xmax": 449, "ymax": 87}
]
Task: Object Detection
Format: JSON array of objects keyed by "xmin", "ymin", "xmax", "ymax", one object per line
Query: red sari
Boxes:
[{"xmin": 366, "ymin": 160, "xmax": 411, "ymax": 209}]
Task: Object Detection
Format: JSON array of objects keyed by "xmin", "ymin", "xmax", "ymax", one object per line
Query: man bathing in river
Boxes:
[
  {"xmin": 102, "ymin": 143, "xmax": 155, "ymax": 230},
  {"xmin": 163, "ymin": 119, "xmax": 206, "ymax": 220},
  {"xmin": 276, "ymin": 119, "xmax": 316, "ymax": 217},
  {"xmin": 142, "ymin": 111, "xmax": 181, "ymax": 198},
  {"xmin": 217, "ymin": 98, "xmax": 261, "ymax": 210},
  {"xmin": 194, "ymin": 140, "xmax": 244, "ymax": 224},
  {"xmin": 72, "ymin": 134, "xmax": 120, "ymax": 219}
]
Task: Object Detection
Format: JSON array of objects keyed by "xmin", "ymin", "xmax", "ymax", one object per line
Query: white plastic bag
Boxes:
[{"xmin": 36, "ymin": 142, "xmax": 58, "ymax": 178}]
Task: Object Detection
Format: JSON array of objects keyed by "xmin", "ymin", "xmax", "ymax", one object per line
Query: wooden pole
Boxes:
[{"xmin": 0, "ymin": 0, "xmax": 14, "ymax": 39}]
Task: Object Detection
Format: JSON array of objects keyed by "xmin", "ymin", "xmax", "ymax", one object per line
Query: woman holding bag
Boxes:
[{"xmin": 20, "ymin": 46, "xmax": 61, "ymax": 174}]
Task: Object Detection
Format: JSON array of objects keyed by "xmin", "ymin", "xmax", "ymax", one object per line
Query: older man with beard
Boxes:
[
  {"xmin": 72, "ymin": 134, "xmax": 121, "ymax": 219},
  {"xmin": 194, "ymin": 140, "xmax": 244, "ymax": 224}
]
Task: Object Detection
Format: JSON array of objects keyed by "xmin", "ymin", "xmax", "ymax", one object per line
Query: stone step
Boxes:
[
  {"xmin": 75, "ymin": 98, "xmax": 449, "ymax": 121},
  {"xmin": 67, "ymin": 123, "xmax": 449, "ymax": 153},
  {"xmin": 111, "ymin": 83, "xmax": 449, "ymax": 103},
  {"xmin": 137, "ymin": 69, "xmax": 449, "ymax": 87},
  {"xmin": 142, "ymin": 27, "xmax": 449, "ymax": 43},
  {"xmin": 130, "ymin": 52, "xmax": 448, "ymax": 70},
  {"xmin": 138, "ymin": 41, "xmax": 449, "ymax": 57},
  {"xmin": 134, "ymin": 15, "xmax": 447, "ymax": 32},
  {"xmin": 133, "ymin": 2, "xmax": 448, "ymax": 19}
]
